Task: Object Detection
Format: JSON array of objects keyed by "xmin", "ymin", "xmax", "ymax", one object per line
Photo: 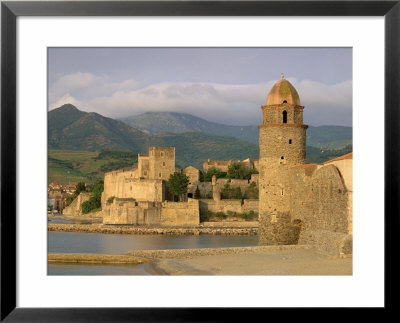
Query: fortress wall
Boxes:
[
  {"xmin": 288, "ymin": 168, "xmax": 315, "ymax": 230},
  {"xmin": 187, "ymin": 182, "xmax": 212, "ymax": 197},
  {"xmin": 309, "ymin": 164, "xmax": 349, "ymax": 233},
  {"xmin": 120, "ymin": 178, "xmax": 164, "ymax": 202},
  {"xmin": 289, "ymin": 164, "xmax": 350, "ymax": 233},
  {"xmin": 62, "ymin": 192, "xmax": 92, "ymax": 216},
  {"xmin": 138, "ymin": 155, "xmax": 149, "ymax": 178},
  {"xmin": 324, "ymin": 158, "xmax": 353, "ymax": 191},
  {"xmin": 214, "ymin": 178, "xmax": 254, "ymax": 198},
  {"xmin": 102, "ymin": 172, "xmax": 164, "ymax": 208},
  {"xmin": 102, "ymin": 169, "xmax": 138, "ymax": 205},
  {"xmin": 160, "ymin": 199, "xmax": 200, "ymax": 226},
  {"xmin": 103, "ymin": 199, "xmax": 161, "ymax": 225},
  {"xmin": 295, "ymin": 164, "xmax": 352, "ymax": 256},
  {"xmin": 199, "ymin": 199, "xmax": 258, "ymax": 215},
  {"xmin": 149, "ymin": 147, "xmax": 175, "ymax": 181},
  {"xmin": 184, "ymin": 166, "xmax": 200, "ymax": 184}
]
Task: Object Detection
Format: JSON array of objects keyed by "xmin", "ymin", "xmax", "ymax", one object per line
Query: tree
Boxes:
[
  {"xmin": 234, "ymin": 186, "xmax": 242, "ymax": 199},
  {"xmin": 81, "ymin": 180, "xmax": 104, "ymax": 214},
  {"xmin": 194, "ymin": 186, "xmax": 201, "ymax": 199},
  {"xmin": 227, "ymin": 163, "xmax": 258, "ymax": 180},
  {"xmin": 65, "ymin": 181, "xmax": 87, "ymax": 207},
  {"xmin": 220, "ymin": 183, "xmax": 233, "ymax": 199},
  {"xmin": 201, "ymin": 167, "xmax": 227, "ymax": 182},
  {"xmin": 246, "ymin": 181, "xmax": 259, "ymax": 199},
  {"xmin": 75, "ymin": 182, "xmax": 86, "ymax": 195},
  {"xmin": 168, "ymin": 172, "xmax": 189, "ymax": 202}
]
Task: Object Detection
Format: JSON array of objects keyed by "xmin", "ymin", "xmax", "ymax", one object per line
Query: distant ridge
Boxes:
[
  {"xmin": 48, "ymin": 105, "xmax": 352, "ymax": 180},
  {"xmin": 120, "ymin": 111, "xmax": 352, "ymax": 150},
  {"xmin": 48, "ymin": 105, "xmax": 260, "ymax": 168}
]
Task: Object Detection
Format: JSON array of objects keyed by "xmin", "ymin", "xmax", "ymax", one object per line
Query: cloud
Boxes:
[
  {"xmin": 49, "ymin": 73, "xmax": 352, "ymax": 126},
  {"xmin": 49, "ymin": 93, "xmax": 82, "ymax": 110},
  {"xmin": 48, "ymin": 72, "xmax": 141, "ymax": 108}
]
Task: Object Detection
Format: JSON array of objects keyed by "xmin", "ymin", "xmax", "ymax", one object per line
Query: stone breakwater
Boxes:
[
  {"xmin": 126, "ymin": 245, "xmax": 313, "ymax": 259},
  {"xmin": 48, "ymin": 253, "xmax": 150, "ymax": 264},
  {"xmin": 48, "ymin": 223, "xmax": 258, "ymax": 236}
]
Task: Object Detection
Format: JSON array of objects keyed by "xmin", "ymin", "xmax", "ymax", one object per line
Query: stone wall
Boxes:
[
  {"xmin": 102, "ymin": 172, "xmax": 164, "ymax": 208},
  {"xmin": 149, "ymin": 147, "xmax": 175, "ymax": 181},
  {"xmin": 138, "ymin": 154, "xmax": 149, "ymax": 178},
  {"xmin": 199, "ymin": 199, "xmax": 258, "ymax": 215},
  {"xmin": 160, "ymin": 199, "xmax": 200, "ymax": 226},
  {"xmin": 287, "ymin": 162, "xmax": 352, "ymax": 255},
  {"xmin": 102, "ymin": 198, "xmax": 199, "ymax": 226},
  {"xmin": 62, "ymin": 192, "xmax": 92, "ymax": 216},
  {"xmin": 187, "ymin": 182, "xmax": 212, "ymax": 198},
  {"xmin": 102, "ymin": 199, "xmax": 161, "ymax": 225}
]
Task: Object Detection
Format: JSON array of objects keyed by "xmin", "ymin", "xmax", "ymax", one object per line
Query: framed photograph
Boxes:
[{"xmin": 2, "ymin": 0, "xmax": 399, "ymax": 320}]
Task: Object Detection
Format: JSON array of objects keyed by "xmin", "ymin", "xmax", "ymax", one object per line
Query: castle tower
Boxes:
[{"xmin": 258, "ymin": 74, "xmax": 308, "ymax": 245}]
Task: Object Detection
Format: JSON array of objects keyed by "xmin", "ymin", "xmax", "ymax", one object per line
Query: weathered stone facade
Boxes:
[
  {"xmin": 258, "ymin": 75, "xmax": 307, "ymax": 245},
  {"xmin": 62, "ymin": 192, "xmax": 92, "ymax": 217},
  {"xmin": 257, "ymin": 76, "xmax": 353, "ymax": 256},
  {"xmin": 102, "ymin": 197, "xmax": 199, "ymax": 226},
  {"xmin": 203, "ymin": 158, "xmax": 258, "ymax": 172},
  {"xmin": 199, "ymin": 199, "xmax": 258, "ymax": 215},
  {"xmin": 101, "ymin": 146, "xmax": 200, "ymax": 226}
]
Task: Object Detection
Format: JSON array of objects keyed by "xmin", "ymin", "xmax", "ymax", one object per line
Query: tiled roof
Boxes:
[{"xmin": 324, "ymin": 152, "xmax": 353, "ymax": 164}]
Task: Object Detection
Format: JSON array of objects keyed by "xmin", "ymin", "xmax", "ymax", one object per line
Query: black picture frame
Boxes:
[{"xmin": 1, "ymin": 0, "xmax": 399, "ymax": 321}]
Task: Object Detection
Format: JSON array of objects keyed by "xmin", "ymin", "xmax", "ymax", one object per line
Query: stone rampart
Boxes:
[
  {"xmin": 62, "ymin": 192, "xmax": 92, "ymax": 217},
  {"xmin": 199, "ymin": 199, "xmax": 258, "ymax": 215},
  {"xmin": 102, "ymin": 174, "xmax": 164, "ymax": 208},
  {"xmin": 102, "ymin": 199, "xmax": 161, "ymax": 225},
  {"xmin": 161, "ymin": 199, "xmax": 200, "ymax": 226}
]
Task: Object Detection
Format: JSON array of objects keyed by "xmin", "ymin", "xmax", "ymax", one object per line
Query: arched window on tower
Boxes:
[{"xmin": 283, "ymin": 110, "xmax": 287, "ymax": 123}]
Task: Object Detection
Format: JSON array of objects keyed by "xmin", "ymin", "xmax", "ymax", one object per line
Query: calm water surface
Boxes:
[{"xmin": 48, "ymin": 230, "xmax": 258, "ymax": 275}]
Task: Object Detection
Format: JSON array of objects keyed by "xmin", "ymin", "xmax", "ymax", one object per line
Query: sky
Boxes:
[{"xmin": 48, "ymin": 47, "xmax": 352, "ymax": 126}]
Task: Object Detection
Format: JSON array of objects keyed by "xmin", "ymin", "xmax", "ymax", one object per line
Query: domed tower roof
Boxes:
[{"xmin": 266, "ymin": 74, "xmax": 301, "ymax": 106}]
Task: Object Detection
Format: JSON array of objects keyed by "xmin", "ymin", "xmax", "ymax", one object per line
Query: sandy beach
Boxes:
[{"xmin": 143, "ymin": 248, "xmax": 352, "ymax": 275}]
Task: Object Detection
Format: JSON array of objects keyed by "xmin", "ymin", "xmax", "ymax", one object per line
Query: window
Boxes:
[
  {"xmin": 281, "ymin": 156, "xmax": 284, "ymax": 160},
  {"xmin": 162, "ymin": 162, "xmax": 165, "ymax": 166},
  {"xmin": 283, "ymin": 110, "xmax": 287, "ymax": 123},
  {"xmin": 283, "ymin": 100, "xmax": 287, "ymax": 103},
  {"xmin": 159, "ymin": 173, "xmax": 162, "ymax": 178},
  {"xmin": 160, "ymin": 152, "xmax": 164, "ymax": 157},
  {"xmin": 289, "ymin": 139, "xmax": 292, "ymax": 144}
]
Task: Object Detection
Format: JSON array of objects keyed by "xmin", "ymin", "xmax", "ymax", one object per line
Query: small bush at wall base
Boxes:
[
  {"xmin": 200, "ymin": 210, "xmax": 213, "ymax": 222},
  {"xmin": 239, "ymin": 210, "xmax": 257, "ymax": 220},
  {"xmin": 215, "ymin": 212, "xmax": 226, "ymax": 219}
]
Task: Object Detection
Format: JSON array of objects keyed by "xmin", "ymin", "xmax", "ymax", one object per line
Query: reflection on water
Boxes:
[
  {"xmin": 48, "ymin": 230, "xmax": 258, "ymax": 275},
  {"xmin": 48, "ymin": 263, "xmax": 149, "ymax": 275},
  {"xmin": 48, "ymin": 217, "xmax": 72, "ymax": 224},
  {"xmin": 48, "ymin": 231, "xmax": 258, "ymax": 254}
]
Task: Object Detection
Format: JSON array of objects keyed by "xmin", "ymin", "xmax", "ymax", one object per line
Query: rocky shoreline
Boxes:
[{"xmin": 48, "ymin": 223, "xmax": 258, "ymax": 236}]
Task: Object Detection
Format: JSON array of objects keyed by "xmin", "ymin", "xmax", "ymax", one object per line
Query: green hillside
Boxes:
[
  {"xmin": 49, "ymin": 104, "xmax": 150, "ymax": 152},
  {"xmin": 120, "ymin": 111, "xmax": 352, "ymax": 150},
  {"xmin": 48, "ymin": 150, "xmax": 138, "ymax": 184},
  {"xmin": 48, "ymin": 105, "xmax": 352, "ymax": 183},
  {"xmin": 49, "ymin": 105, "xmax": 261, "ymax": 169},
  {"xmin": 120, "ymin": 112, "xmax": 259, "ymax": 144}
]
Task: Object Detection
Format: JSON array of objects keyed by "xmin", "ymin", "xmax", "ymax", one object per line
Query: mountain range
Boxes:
[
  {"xmin": 120, "ymin": 111, "xmax": 352, "ymax": 150},
  {"xmin": 49, "ymin": 104, "xmax": 352, "ymax": 169}
]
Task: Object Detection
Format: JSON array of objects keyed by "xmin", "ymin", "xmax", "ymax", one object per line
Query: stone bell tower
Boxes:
[{"xmin": 258, "ymin": 74, "xmax": 308, "ymax": 245}]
